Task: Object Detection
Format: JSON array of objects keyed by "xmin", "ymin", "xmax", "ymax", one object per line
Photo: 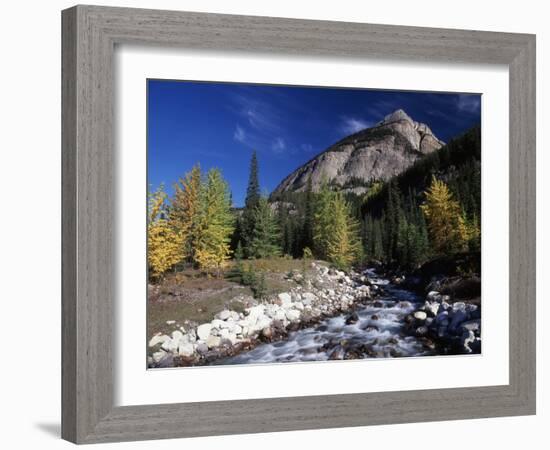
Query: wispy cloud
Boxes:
[
  {"xmin": 271, "ymin": 137, "xmax": 286, "ymax": 153},
  {"xmin": 227, "ymin": 89, "xmax": 297, "ymax": 155},
  {"xmin": 300, "ymin": 143, "xmax": 314, "ymax": 153},
  {"xmin": 233, "ymin": 125, "xmax": 246, "ymax": 143},
  {"xmin": 340, "ymin": 116, "xmax": 372, "ymax": 135},
  {"xmin": 457, "ymin": 94, "xmax": 481, "ymax": 114},
  {"xmin": 231, "ymin": 92, "xmax": 283, "ymax": 134}
]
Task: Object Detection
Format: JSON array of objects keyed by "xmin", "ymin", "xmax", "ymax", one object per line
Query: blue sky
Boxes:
[{"xmin": 148, "ymin": 80, "xmax": 481, "ymax": 207}]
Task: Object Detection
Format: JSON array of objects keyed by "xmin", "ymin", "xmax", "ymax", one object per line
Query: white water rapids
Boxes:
[{"xmin": 212, "ymin": 271, "xmax": 435, "ymax": 365}]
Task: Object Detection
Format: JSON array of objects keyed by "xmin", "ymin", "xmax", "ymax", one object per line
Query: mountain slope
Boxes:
[
  {"xmin": 271, "ymin": 109, "xmax": 444, "ymax": 197},
  {"xmin": 362, "ymin": 124, "xmax": 481, "ymax": 218}
]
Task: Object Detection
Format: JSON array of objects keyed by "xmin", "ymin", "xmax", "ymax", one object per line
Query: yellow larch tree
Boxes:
[
  {"xmin": 147, "ymin": 185, "xmax": 184, "ymax": 281},
  {"xmin": 171, "ymin": 164, "xmax": 202, "ymax": 264},
  {"xmin": 421, "ymin": 176, "xmax": 468, "ymax": 254},
  {"xmin": 325, "ymin": 192, "xmax": 362, "ymax": 270},
  {"xmin": 313, "ymin": 183, "xmax": 361, "ymax": 270},
  {"xmin": 194, "ymin": 169, "xmax": 235, "ymax": 276}
]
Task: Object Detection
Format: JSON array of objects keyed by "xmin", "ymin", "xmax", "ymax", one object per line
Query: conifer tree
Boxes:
[
  {"xmin": 248, "ymin": 197, "xmax": 281, "ymax": 259},
  {"xmin": 313, "ymin": 184, "xmax": 360, "ymax": 269},
  {"xmin": 241, "ymin": 151, "xmax": 261, "ymax": 256},
  {"xmin": 325, "ymin": 192, "xmax": 361, "ymax": 270},
  {"xmin": 421, "ymin": 176, "xmax": 468, "ymax": 254},
  {"xmin": 194, "ymin": 169, "xmax": 235, "ymax": 276},
  {"xmin": 147, "ymin": 185, "xmax": 184, "ymax": 280},
  {"xmin": 384, "ymin": 180, "xmax": 403, "ymax": 262},
  {"xmin": 302, "ymin": 177, "xmax": 314, "ymax": 250},
  {"xmin": 396, "ymin": 215, "xmax": 410, "ymax": 266},
  {"xmin": 467, "ymin": 213, "xmax": 481, "ymax": 252},
  {"xmin": 171, "ymin": 164, "xmax": 201, "ymax": 264},
  {"xmin": 312, "ymin": 182, "xmax": 333, "ymax": 260},
  {"xmin": 252, "ymin": 270, "xmax": 268, "ymax": 300},
  {"xmin": 277, "ymin": 202, "xmax": 292, "ymax": 256},
  {"xmin": 226, "ymin": 241, "xmax": 244, "ymax": 282},
  {"xmin": 372, "ymin": 219, "xmax": 384, "ymax": 261}
]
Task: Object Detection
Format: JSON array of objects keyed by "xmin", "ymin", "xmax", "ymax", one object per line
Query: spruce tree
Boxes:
[
  {"xmin": 241, "ymin": 151, "xmax": 261, "ymax": 256},
  {"xmin": 312, "ymin": 182, "xmax": 333, "ymax": 260},
  {"xmin": 372, "ymin": 219, "xmax": 384, "ymax": 261},
  {"xmin": 248, "ymin": 197, "xmax": 281, "ymax": 259},
  {"xmin": 302, "ymin": 177, "xmax": 314, "ymax": 250},
  {"xmin": 396, "ymin": 215, "xmax": 410, "ymax": 267},
  {"xmin": 384, "ymin": 181, "xmax": 402, "ymax": 262},
  {"xmin": 226, "ymin": 241, "xmax": 244, "ymax": 282}
]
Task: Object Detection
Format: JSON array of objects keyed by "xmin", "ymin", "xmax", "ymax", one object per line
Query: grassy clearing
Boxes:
[{"xmin": 147, "ymin": 257, "xmax": 326, "ymax": 340}]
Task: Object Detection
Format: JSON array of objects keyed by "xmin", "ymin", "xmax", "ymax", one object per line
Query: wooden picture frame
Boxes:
[{"xmin": 62, "ymin": 5, "xmax": 536, "ymax": 444}]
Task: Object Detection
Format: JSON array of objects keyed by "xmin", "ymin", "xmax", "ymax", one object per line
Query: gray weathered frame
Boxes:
[{"xmin": 62, "ymin": 4, "xmax": 536, "ymax": 444}]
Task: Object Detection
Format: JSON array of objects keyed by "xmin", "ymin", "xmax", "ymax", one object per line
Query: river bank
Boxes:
[
  {"xmin": 148, "ymin": 262, "xmax": 481, "ymax": 368},
  {"xmin": 148, "ymin": 262, "xmax": 376, "ymax": 367}
]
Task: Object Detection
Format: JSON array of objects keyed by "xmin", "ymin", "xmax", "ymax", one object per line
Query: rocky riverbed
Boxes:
[{"xmin": 148, "ymin": 264, "xmax": 481, "ymax": 368}]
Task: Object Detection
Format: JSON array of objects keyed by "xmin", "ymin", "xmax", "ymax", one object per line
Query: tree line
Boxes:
[
  {"xmin": 148, "ymin": 166, "xmax": 234, "ymax": 280},
  {"xmin": 361, "ymin": 126, "xmax": 481, "ymax": 269},
  {"xmin": 148, "ymin": 125, "xmax": 481, "ymax": 281},
  {"xmin": 148, "ymin": 150, "xmax": 362, "ymax": 281}
]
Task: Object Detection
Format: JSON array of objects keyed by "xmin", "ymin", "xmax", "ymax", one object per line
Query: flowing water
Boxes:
[{"xmin": 212, "ymin": 271, "xmax": 434, "ymax": 365}]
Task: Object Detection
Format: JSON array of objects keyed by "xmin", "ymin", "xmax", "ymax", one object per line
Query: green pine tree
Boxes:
[
  {"xmin": 226, "ymin": 241, "xmax": 244, "ymax": 282},
  {"xmin": 248, "ymin": 197, "xmax": 281, "ymax": 259},
  {"xmin": 302, "ymin": 177, "xmax": 314, "ymax": 250},
  {"xmin": 241, "ymin": 150, "xmax": 261, "ymax": 256},
  {"xmin": 372, "ymin": 219, "xmax": 384, "ymax": 261},
  {"xmin": 312, "ymin": 182, "xmax": 333, "ymax": 260}
]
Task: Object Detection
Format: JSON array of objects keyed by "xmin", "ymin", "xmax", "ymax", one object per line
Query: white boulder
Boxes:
[
  {"xmin": 161, "ymin": 338, "xmax": 178, "ymax": 353},
  {"xmin": 197, "ymin": 323, "xmax": 213, "ymax": 341},
  {"xmin": 219, "ymin": 328, "xmax": 238, "ymax": 345},
  {"xmin": 414, "ymin": 311, "xmax": 427, "ymax": 321},
  {"xmin": 246, "ymin": 305, "xmax": 266, "ymax": 322},
  {"xmin": 424, "ymin": 301, "xmax": 440, "ymax": 316},
  {"xmin": 278, "ymin": 292, "xmax": 292, "ymax": 306},
  {"xmin": 285, "ymin": 309, "xmax": 301, "ymax": 322},
  {"xmin": 302, "ymin": 292, "xmax": 317, "ymax": 305},
  {"xmin": 148, "ymin": 334, "xmax": 170, "ymax": 348},
  {"xmin": 217, "ymin": 310, "xmax": 232, "ymax": 320},
  {"xmin": 206, "ymin": 335, "xmax": 222, "ymax": 348},
  {"xmin": 171, "ymin": 330, "xmax": 184, "ymax": 342},
  {"xmin": 178, "ymin": 342, "xmax": 195, "ymax": 357},
  {"xmin": 211, "ymin": 319, "xmax": 225, "ymax": 329}
]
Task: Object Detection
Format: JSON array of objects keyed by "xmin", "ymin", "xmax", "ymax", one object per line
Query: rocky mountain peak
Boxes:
[
  {"xmin": 378, "ymin": 109, "xmax": 414, "ymax": 126},
  {"xmin": 378, "ymin": 109, "xmax": 437, "ymax": 139},
  {"xmin": 271, "ymin": 110, "xmax": 445, "ymax": 197}
]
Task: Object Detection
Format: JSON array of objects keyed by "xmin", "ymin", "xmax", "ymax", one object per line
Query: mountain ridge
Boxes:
[{"xmin": 271, "ymin": 109, "xmax": 444, "ymax": 197}]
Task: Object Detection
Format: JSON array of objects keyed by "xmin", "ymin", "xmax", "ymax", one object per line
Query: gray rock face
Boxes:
[{"xmin": 271, "ymin": 109, "xmax": 444, "ymax": 196}]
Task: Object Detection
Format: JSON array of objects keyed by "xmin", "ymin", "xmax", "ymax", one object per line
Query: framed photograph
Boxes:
[{"xmin": 62, "ymin": 5, "xmax": 536, "ymax": 444}]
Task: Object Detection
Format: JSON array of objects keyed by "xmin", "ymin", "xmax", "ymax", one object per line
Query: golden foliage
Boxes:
[
  {"xmin": 147, "ymin": 186, "xmax": 184, "ymax": 280},
  {"xmin": 194, "ymin": 169, "xmax": 234, "ymax": 275},
  {"xmin": 171, "ymin": 164, "xmax": 202, "ymax": 262},
  {"xmin": 314, "ymin": 184, "xmax": 361, "ymax": 269},
  {"xmin": 421, "ymin": 176, "xmax": 468, "ymax": 254}
]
